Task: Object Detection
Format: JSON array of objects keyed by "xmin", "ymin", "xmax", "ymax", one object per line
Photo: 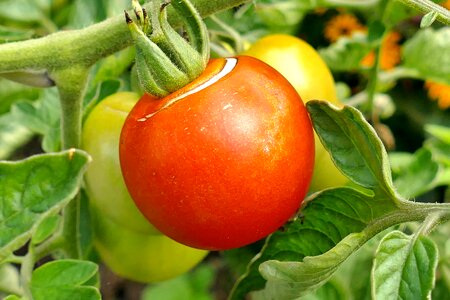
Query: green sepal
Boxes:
[
  {"xmin": 126, "ymin": 0, "xmax": 210, "ymax": 98},
  {"xmin": 158, "ymin": 6, "xmax": 205, "ymax": 80},
  {"xmin": 170, "ymin": 0, "xmax": 210, "ymax": 65}
]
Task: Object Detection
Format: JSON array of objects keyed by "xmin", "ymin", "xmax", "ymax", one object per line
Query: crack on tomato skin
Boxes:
[{"xmin": 136, "ymin": 57, "xmax": 238, "ymax": 122}]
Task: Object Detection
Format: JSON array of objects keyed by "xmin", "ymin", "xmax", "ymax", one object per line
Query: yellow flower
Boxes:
[
  {"xmin": 425, "ymin": 81, "xmax": 450, "ymax": 109},
  {"xmin": 361, "ymin": 32, "xmax": 402, "ymax": 70},
  {"xmin": 324, "ymin": 14, "xmax": 366, "ymax": 42}
]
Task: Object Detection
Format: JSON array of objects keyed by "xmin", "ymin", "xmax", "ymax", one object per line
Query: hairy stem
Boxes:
[
  {"xmin": 52, "ymin": 66, "xmax": 90, "ymax": 259},
  {"xmin": 0, "ymin": 0, "xmax": 250, "ymax": 73},
  {"xmin": 396, "ymin": 0, "xmax": 450, "ymax": 25}
]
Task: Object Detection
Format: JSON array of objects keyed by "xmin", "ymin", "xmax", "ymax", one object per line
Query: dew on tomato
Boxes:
[{"xmin": 120, "ymin": 56, "xmax": 315, "ymax": 250}]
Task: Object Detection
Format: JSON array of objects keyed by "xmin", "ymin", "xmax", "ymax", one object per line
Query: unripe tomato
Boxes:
[
  {"xmin": 82, "ymin": 92, "xmax": 157, "ymax": 234},
  {"xmin": 91, "ymin": 205, "xmax": 208, "ymax": 283},
  {"xmin": 243, "ymin": 34, "xmax": 348, "ymax": 191},
  {"xmin": 120, "ymin": 56, "xmax": 315, "ymax": 250}
]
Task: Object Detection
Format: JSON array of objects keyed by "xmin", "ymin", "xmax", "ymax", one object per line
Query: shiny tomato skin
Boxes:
[
  {"xmin": 243, "ymin": 34, "xmax": 348, "ymax": 191},
  {"xmin": 120, "ymin": 56, "xmax": 314, "ymax": 250}
]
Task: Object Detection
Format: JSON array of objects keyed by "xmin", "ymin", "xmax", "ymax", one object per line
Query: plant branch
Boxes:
[
  {"xmin": 396, "ymin": 0, "xmax": 450, "ymax": 25},
  {"xmin": 0, "ymin": 0, "xmax": 251, "ymax": 74}
]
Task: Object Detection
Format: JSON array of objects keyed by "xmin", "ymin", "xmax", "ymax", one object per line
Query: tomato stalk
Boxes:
[{"xmin": 126, "ymin": 0, "xmax": 210, "ymax": 97}]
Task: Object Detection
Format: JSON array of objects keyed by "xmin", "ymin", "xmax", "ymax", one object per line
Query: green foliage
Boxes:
[
  {"xmin": 403, "ymin": 28, "xmax": 450, "ymax": 85},
  {"xmin": 0, "ymin": 0, "xmax": 449, "ymax": 299},
  {"xmin": 0, "ymin": 149, "xmax": 90, "ymax": 262},
  {"xmin": 30, "ymin": 259, "xmax": 100, "ymax": 300},
  {"xmin": 318, "ymin": 34, "xmax": 372, "ymax": 72},
  {"xmin": 372, "ymin": 231, "xmax": 438, "ymax": 300}
]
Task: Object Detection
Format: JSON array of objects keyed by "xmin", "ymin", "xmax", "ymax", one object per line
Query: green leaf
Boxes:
[
  {"xmin": 393, "ymin": 148, "xmax": 439, "ymax": 198},
  {"xmin": 306, "ymin": 101, "xmax": 396, "ymax": 196},
  {"xmin": 10, "ymin": 88, "xmax": 61, "ymax": 153},
  {"xmin": 372, "ymin": 231, "xmax": 438, "ymax": 300},
  {"xmin": 30, "ymin": 259, "xmax": 100, "ymax": 300},
  {"xmin": 318, "ymin": 34, "xmax": 372, "ymax": 72},
  {"xmin": 402, "ymin": 28, "xmax": 450, "ymax": 85},
  {"xmin": 142, "ymin": 265, "xmax": 215, "ymax": 300},
  {"xmin": 420, "ymin": 11, "xmax": 438, "ymax": 28},
  {"xmin": 230, "ymin": 187, "xmax": 397, "ymax": 300},
  {"xmin": 0, "ymin": 149, "xmax": 90, "ymax": 262},
  {"xmin": 31, "ymin": 214, "xmax": 60, "ymax": 245}
]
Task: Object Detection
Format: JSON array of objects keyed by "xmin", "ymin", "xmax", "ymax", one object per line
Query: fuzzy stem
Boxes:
[
  {"xmin": 396, "ymin": 0, "xmax": 450, "ymax": 25},
  {"xmin": 0, "ymin": 0, "xmax": 250, "ymax": 74}
]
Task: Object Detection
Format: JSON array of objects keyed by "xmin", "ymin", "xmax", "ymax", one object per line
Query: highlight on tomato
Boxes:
[
  {"xmin": 243, "ymin": 34, "xmax": 348, "ymax": 191},
  {"xmin": 120, "ymin": 56, "xmax": 315, "ymax": 250}
]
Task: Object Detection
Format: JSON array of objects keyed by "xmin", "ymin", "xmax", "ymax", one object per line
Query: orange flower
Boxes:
[
  {"xmin": 324, "ymin": 14, "xmax": 366, "ymax": 42},
  {"xmin": 442, "ymin": 0, "xmax": 450, "ymax": 9},
  {"xmin": 361, "ymin": 31, "xmax": 402, "ymax": 70},
  {"xmin": 425, "ymin": 81, "xmax": 450, "ymax": 109}
]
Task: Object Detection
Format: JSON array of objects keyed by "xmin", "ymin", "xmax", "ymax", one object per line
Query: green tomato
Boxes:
[
  {"xmin": 91, "ymin": 204, "xmax": 208, "ymax": 283},
  {"xmin": 82, "ymin": 92, "xmax": 157, "ymax": 234},
  {"xmin": 243, "ymin": 34, "xmax": 348, "ymax": 191}
]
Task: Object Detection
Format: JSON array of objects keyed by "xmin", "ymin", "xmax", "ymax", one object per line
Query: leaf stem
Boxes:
[
  {"xmin": 20, "ymin": 246, "xmax": 35, "ymax": 299},
  {"xmin": 396, "ymin": 0, "xmax": 450, "ymax": 25}
]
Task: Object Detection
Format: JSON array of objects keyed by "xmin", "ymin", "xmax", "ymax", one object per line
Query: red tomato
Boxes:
[{"xmin": 120, "ymin": 56, "xmax": 314, "ymax": 250}]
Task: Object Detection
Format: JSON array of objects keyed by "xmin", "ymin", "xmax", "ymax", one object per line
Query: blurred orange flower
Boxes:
[
  {"xmin": 442, "ymin": 0, "xmax": 450, "ymax": 9},
  {"xmin": 425, "ymin": 81, "xmax": 450, "ymax": 109},
  {"xmin": 361, "ymin": 32, "xmax": 402, "ymax": 70},
  {"xmin": 324, "ymin": 14, "xmax": 366, "ymax": 42}
]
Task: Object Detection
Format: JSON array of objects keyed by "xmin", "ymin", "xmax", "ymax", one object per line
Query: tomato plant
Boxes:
[
  {"xmin": 0, "ymin": 0, "xmax": 450, "ymax": 299},
  {"xmin": 243, "ymin": 34, "xmax": 348, "ymax": 191},
  {"xmin": 120, "ymin": 56, "xmax": 315, "ymax": 250}
]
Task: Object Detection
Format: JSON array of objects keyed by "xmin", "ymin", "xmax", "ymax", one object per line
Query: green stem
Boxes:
[
  {"xmin": 52, "ymin": 66, "xmax": 89, "ymax": 259},
  {"xmin": 53, "ymin": 66, "xmax": 90, "ymax": 149},
  {"xmin": 20, "ymin": 247, "xmax": 35, "ymax": 299},
  {"xmin": 0, "ymin": 0, "xmax": 250, "ymax": 73},
  {"xmin": 396, "ymin": 0, "xmax": 450, "ymax": 25}
]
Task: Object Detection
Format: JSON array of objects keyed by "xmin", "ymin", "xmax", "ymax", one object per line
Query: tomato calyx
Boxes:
[{"xmin": 125, "ymin": 0, "xmax": 210, "ymax": 98}]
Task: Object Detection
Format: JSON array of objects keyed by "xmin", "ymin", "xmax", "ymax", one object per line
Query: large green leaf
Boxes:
[
  {"xmin": 372, "ymin": 231, "xmax": 438, "ymax": 300},
  {"xmin": 0, "ymin": 149, "xmax": 90, "ymax": 262},
  {"xmin": 30, "ymin": 259, "xmax": 100, "ymax": 300},
  {"xmin": 402, "ymin": 27, "xmax": 450, "ymax": 85},
  {"xmin": 306, "ymin": 101, "xmax": 396, "ymax": 196}
]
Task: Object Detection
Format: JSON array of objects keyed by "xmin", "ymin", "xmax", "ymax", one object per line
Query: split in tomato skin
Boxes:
[{"xmin": 120, "ymin": 56, "xmax": 315, "ymax": 251}]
